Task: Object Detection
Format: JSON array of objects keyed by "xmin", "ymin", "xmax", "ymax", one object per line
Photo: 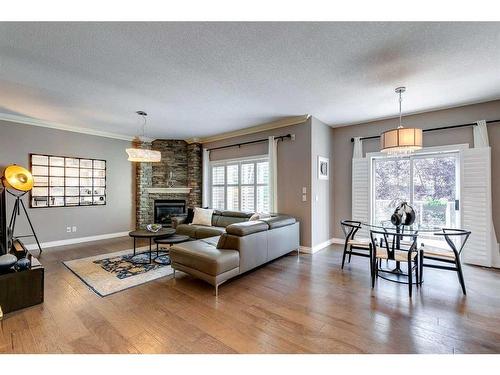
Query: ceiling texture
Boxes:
[{"xmin": 0, "ymin": 22, "xmax": 499, "ymax": 140}]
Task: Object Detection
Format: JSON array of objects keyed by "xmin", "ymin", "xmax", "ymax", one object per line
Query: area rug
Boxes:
[{"xmin": 63, "ymin": 247, "xmax": 174, "ymax": 297}]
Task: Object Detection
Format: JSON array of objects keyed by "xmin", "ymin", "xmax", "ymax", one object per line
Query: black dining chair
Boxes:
[
  {"xmin": 340, "ymin": 220, "xmax": 373, "ymax": 274},
  {"xmin": 370, "ymin": 229, "xmax": 420, "ymax": 298},
  {"xmin": 419, "ymin": 228, "xmax": 471, "ymax": 295}
]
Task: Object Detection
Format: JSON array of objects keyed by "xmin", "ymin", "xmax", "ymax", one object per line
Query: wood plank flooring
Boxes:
[{"xmin": 1, "ymin": 236, "xmax": 499, "ymax": 354}]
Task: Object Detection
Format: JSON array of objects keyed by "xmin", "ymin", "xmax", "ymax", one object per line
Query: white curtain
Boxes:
[
  {"xmin": 470, "ymin": 119, "xmax": 498, "ymax": 267},
  {"xmin": 473, "ymin": 120, "xmax": 489, "ymax": 148},
  {"xmin": 202, "ymin": 148, "xmax": 210, "ymax": 208},
  {"xmin": 353, "ymin": 137, "xmax": 363, "ymax": 159},
  {"xmin": 268, "ymin": 136, "xmax": 278, "ymax": 213}
]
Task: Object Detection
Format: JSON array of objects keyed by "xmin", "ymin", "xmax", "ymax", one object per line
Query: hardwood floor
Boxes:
[{"xmin": 1, "ymin": 236, "xmax": 499, "ymax": 354}]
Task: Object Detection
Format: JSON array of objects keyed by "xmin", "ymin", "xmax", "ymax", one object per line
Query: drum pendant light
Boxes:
[
  {"xmin": 126, "ymin": 111, "xmax": 161, "ymax": 163},
  {"xmin": 380, "ymin": 87, "xmax": 423, "ymax": 155}
]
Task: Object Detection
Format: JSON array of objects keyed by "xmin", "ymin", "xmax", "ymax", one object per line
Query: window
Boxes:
[
  {"xmin": 372, "ymin": 152, "xmax": 460, "ymax": 230},
  {"xmin": 30, "ymin": 154, "xmax": 106, "ymax": 208},
  {"xmin": 210, "ymin": 158, "xmax": 269, "ymax": 212}
]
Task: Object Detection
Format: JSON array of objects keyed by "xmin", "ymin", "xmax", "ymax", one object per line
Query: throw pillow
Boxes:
[
  {"xmin": 192, "ymin": 207, "xmax": 214, "ymax": 226},
  {"xmin": 249, "ymin": 213, "xmax": 260, "ymax": 221},
  {"xmin": 249, "ymin": 212, "xmax": 272, "ymax": 221}
]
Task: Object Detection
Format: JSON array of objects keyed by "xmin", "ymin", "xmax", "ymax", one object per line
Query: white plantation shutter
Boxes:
[
  {"xmin": 352, "ymin": 158, "xmax": 370, "ymax": 239},
  {"xmin": 461, "ymin": 147, "xmax": 494, "ymax": 267}
]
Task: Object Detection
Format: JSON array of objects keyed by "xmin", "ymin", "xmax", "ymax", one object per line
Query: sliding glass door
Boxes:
[{"xmin": 372, "ymin": 152, "xmax": 460, "ymax": 232}]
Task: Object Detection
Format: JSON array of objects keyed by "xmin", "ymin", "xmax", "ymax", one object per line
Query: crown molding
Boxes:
[
  {"xmin": 184, "ymin": 137, "xmax": 202, "ymax": 144},
  {"xmin": 185, "ymin": 115, "xmax": 310, "ymax": 144},
  {"xmin": 0, "ymin": 113, "xmax": 135, "ymax": 141}
]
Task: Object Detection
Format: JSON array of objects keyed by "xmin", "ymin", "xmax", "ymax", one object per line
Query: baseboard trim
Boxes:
[
  {"xmin": 25, "ymin": 231, "xmax": 130, "ymax": 251},
  {"xmin": 300, "ymin": 237, "xmax": 343, "ymax": 254}
]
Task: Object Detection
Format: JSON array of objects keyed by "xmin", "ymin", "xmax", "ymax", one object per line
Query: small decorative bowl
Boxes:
[{"xmin": 146, "ymin": 224, "xmax": 162, "ymax": 233}]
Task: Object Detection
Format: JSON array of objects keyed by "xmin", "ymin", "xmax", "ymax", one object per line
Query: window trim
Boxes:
[{"xmin": 209, "ymin": 155, "xmax": 269, "ymax": 212}]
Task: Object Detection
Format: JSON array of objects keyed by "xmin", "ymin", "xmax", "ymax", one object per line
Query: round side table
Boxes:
[
  {"xmin": 154, "ymin": 234, "xmax": 190, "ymax": 265},
  {"xmin": 128, "ymin": 228, "xmax": 175, "ymax": 264}
]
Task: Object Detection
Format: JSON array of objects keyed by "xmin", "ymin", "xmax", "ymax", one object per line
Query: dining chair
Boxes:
[
  {"xmin": 419, "ymin": 228, "xmax": 471, "ymax": 295},
  {"xmin": 369, "ymin": 229, "xmax": 420, "ymax": 298},
  {"xmin": 340, "ymin": 220, "xmax": 373, "ymax": 274}
]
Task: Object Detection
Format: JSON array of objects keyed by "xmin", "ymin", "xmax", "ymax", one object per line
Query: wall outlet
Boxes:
[
  {"xmin": 72, "ymin": 226, "xmax": 77, "ymax": 232},
  {"xmin": 302, "ymin": 194, "xmax": 307, "ymax": 202},
  {"xmin": 66, "ymin": 227, "xmax": 71, "ymax": 233},
  {"xmin": 291, "ymin": 134, "xmax": 296, "ymax": 141}
]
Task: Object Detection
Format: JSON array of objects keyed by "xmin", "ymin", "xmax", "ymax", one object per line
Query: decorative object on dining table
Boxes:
[
  {"xmin": 390, "ymin": 201, "xmax": 416, "ymax": 226},
  {"xmin": 146, "ymin": 223, "xmax": 162, "ymax": 233},
  {"xmin": 318, "ymin": 156, "xmax": 329, "ymax": 180}
]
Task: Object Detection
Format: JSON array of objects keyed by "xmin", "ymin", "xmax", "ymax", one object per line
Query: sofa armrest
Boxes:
[{"xmin": 171, "ymin": 215, "xmax": 188, "ymax": 229}]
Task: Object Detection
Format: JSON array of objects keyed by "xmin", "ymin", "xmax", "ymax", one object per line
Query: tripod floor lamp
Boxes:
[{"xmin": 1, "ymin": 165, "xmax": 42, "ymax": 255}]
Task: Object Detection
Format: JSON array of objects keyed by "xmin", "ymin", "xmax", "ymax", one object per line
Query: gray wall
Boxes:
[
  {"xmin": 311, "ymin": 117, "xmax": 334, "ymax": 247},
  {"xmin": 0, "ymin": 120, "xmax": 134, "ymax": 245},
  {"xmin": 331, "ymin": 99, "xmax": 500, "ymax": 239},
  {"xmin": 203, "ymin": 120, "xmax": 313, "ymax": 247}
]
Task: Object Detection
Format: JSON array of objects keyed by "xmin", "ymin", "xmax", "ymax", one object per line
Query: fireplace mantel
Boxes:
[{"xmin": 146, "ymin": 187, "xmax": 192, "ymax": 194}]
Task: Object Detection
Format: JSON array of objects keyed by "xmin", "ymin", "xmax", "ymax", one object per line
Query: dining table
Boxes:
[{"xmin": 360, "ymin": 221, "xmax": 444, "ymax": 285}]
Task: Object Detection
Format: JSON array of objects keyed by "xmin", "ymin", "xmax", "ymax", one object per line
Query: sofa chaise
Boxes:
[{"xmin": 169, "ymin": 214, "xmax": 300, "ymax": 296}]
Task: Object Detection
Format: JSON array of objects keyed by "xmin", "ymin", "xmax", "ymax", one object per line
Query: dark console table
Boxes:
[{"xmin": 0, "ymin": 252, "xmax": 44, "ymax": 314}]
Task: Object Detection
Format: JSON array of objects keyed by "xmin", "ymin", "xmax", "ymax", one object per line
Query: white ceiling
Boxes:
[{"xmin": 1, "ymin": 22, "xmax": 499, "ymax": 140}]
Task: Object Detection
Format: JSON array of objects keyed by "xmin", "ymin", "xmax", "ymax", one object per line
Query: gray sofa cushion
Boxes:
[
  {"xmin": 195, "ymin": 225, "xmax": 225, "ymax": 239},
  {"xmin": 176, "ymin": 224, "xmax": 225, "ymax": 239},
  {"xmin": 175, "ymin": 223, "xmax": 197, "ymax": 238},
  {"xmin": 211, "ymin": 210, "xmax": 254, "ymax": 227},
  {"xmin": 225, "ymin": 221, "xmax": 269, "ymax": 236}
]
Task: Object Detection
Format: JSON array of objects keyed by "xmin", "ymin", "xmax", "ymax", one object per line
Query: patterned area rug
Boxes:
[{"xmin": 63, "ymin": 247, "xmax": 174, "ymax": 297}]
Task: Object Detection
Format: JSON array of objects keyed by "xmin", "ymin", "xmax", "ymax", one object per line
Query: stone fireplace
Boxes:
[
  {"xmin": 135, "ymin": 140, "xmax": 202, "ymax": 229},
  {"xmin": 154, "ymin": 199, "xmax": 186, "ymax": 227}
]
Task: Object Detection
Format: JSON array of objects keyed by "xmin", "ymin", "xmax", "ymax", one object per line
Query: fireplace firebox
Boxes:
[{"xmin": 154, "ymin": 199, "xmax": 186, "ymax": 227}]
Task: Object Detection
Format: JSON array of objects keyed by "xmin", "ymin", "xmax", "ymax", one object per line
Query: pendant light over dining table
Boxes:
[
  {"xmin": 126, "ymin": 111, "xmax": 161, "ymax": 163},
  {"xmin": 380, "ymin": 87, "xmax": 423, "ymax": 155}
]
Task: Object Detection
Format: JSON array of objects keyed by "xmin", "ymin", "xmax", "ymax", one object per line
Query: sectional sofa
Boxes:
[{"xmin": 169, "ymin": 210, "xmax": 300, "ymax": 296}]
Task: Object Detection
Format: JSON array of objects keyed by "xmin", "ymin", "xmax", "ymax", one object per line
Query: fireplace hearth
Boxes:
[{"xmin": 154, "ymin": 199, "xmax": 186, "ymax": 227}]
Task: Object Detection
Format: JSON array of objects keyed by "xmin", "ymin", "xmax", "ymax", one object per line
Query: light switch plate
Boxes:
[
  {"xmin": 302, "ymin": 194, "xmax": 307, "ymax": 202},
  {"xmin": 302, "ymin": 187, "xmax": 307, "ymax": 194}
]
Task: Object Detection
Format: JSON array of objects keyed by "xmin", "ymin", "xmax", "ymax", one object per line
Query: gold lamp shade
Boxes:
[
  {"xmin": 2, "ymin": 165, "xmax": 34, "ymax": 192},
  {"xmin": 380, "ymin": 127, "xmax": 423, "ymax": 155}
]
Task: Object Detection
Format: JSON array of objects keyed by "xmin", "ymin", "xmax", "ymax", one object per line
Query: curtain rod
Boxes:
[
  {"xmin": 350, "ymin": 119, "xmax": 500, "ymax": 143},
  {"xmin": 207, "ymin": 134, "xmax": 292, "ymax": 152}
]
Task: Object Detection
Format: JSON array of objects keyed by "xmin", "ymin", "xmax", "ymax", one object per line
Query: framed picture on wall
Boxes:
[{"xmin": 318, "ymin": 156, "xmax": 329, "ymax": 180}]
